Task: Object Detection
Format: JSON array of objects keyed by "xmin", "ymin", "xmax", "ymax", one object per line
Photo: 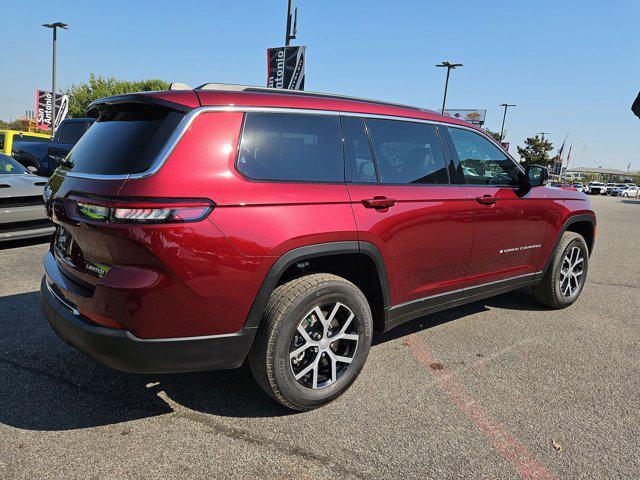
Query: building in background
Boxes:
[{"xmin": 564, "ymin": 167, "xmax": 639, "ymax": 183}]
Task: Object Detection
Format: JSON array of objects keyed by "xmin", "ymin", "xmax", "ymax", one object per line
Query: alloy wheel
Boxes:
[
  {"xmin": 289, "ymin": 302, "xmax": 359, "ymax": 389},
  {"xmin": 559, "ymin": 246, "xmax": 584, "ymax": 297}
]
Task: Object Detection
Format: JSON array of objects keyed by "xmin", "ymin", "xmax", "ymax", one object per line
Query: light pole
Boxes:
[
  {"xmin": 436, "ymin": 61, "xmax": 463, "ymax": 114},
  {"xmin": 42, "ymin": 22, "xmax": 68, "ymax": 134},
  {"xmin": 538, "ymin": 131, "xmax": 549, "ymax": 142},
  {"xmin": 285, "ymin": 0, "xmax": 298, "ymax": 46},
  {"xmin": 499, "ymin": 103, "xmax": 516, "ymax": 141}
]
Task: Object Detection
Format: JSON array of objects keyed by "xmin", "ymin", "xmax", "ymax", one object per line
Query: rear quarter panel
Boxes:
[{"xmin": 115, "ymin": 111, "xmax": 357, "ymax": 336}]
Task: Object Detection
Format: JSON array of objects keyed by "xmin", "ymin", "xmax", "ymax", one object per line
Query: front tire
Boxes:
[
  {"xmin": 532, "ymin": 232, "xmax": 589, "ymax": 309},
  {"xmin": 248, "ymin": 273, "xmax": 373, "ymax": 411}
]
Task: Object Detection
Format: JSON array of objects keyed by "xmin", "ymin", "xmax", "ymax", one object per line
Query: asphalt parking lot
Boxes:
[{"xmin": 0, "ymin": 194, "xmax": 638, "ymax": 479}]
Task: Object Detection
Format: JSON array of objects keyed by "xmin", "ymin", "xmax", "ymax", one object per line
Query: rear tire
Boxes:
[
  {"xmin": 248, "ymin": 273, "xmax": 373, "ymax": 411},
  {"xmin": 532, "ymin": 232, "xmax": 589, "ymax": 309}
]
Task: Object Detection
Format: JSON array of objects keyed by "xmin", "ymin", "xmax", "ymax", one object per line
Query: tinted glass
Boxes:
[
  {"xmin": 342, "ymin": 116, "xmax": 376, "ymax": 183},
  {"xmin": 238, "ymin": 113, "xmax": 343, "ymax": 182},
  {"xmin": 365, "ymin": 119, "xmax": 448, "ymax": 184},
  {"xmin": 57, "ymin": 122, "xmax": 87, "ymax": 144},
  {"xmin": 447, "ymin": 127, "xmax": 519, "ymax": 186},
  {"xmin": 65, "ymin": 104, "xmax": 184, "ymax": 175},
  {"xmin": 12, "ymin": 134, "xmax": 49, "ymax": 144},
  {"xmin": 0, "ymin": 153, "xmax": 29, "ymax": 174}
]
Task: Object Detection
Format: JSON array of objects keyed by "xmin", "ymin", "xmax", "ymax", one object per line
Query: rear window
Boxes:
[
  {"xmin": 57, "ymin": 122, "xmax": 88, "ymax": 145},
  {"xmin": 237, "ymin": 112, "xmax": 344, "ymax": 182},
  {"xmin": 64, "ymin": 103, "xmax": 184, "ymax": 175}
]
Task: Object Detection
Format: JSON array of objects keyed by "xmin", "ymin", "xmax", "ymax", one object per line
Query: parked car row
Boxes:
[
  {"xmin": 2, "ymin": 118, "xmax": 94, "ymax": 177},
  {"xmin": 567, "ymin": 181, "xmax": 638, "ymax": 196}
]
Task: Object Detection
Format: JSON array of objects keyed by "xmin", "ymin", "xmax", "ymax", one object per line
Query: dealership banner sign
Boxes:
[
  {"xmin": 267, "ymin": 46, "xmax": 306, "ymax": 90},
  {"xmin": 35, "ymin": 90, "xmax": 69, "ymax": 131},
  {"xmin": 443, "ymin": 109, "xmax": 487, "ymax": 126}
]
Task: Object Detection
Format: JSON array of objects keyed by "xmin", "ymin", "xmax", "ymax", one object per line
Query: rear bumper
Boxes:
[{"xmin": 40, "ymin": 276, "xmax": 256, "ymax": 373}]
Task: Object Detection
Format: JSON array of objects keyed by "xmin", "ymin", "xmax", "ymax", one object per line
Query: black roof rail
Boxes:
[{"xmin": 195, "ymin": 83, "xmax": 436, "ymax": 113}]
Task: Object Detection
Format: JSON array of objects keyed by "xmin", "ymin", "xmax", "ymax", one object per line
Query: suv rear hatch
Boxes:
[{"xmin": 44, "ymin": 93, "xmax": 198, "ymax": 321}]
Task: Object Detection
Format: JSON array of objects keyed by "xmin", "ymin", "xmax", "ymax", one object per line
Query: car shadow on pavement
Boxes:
[
  {"xmin": 0, "ymin": 287, "xmax": 547, "ymax": 431},
  {"xmin": 373, "ymin": 287, "xmax": 546, "ymax": 345}
]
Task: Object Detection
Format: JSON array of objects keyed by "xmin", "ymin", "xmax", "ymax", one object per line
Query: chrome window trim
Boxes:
[{"xmin": 62, "ymin": 105, "xmax": 520, "ymax": 181}]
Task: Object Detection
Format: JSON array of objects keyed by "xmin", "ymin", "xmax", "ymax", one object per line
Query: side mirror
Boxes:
[
  {"xmin": 525, "ymin": 165, "xmax": 549, "ymax": 187},
  {"xmin": 27, "ymin": 166, "xmax": 38, "ymax": 174}
]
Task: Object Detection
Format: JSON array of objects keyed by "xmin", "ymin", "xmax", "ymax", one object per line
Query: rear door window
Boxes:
[
  {"xmin": 237, "ymin": 112, "xmax": 344, "ymax": 182},
  {"xmin": 364, "ymin": 118, "xmax": 448, "ymax": 184},
  {"xmin": 64, "ymin": 103, "xmax": 184, "ymax": 175}
]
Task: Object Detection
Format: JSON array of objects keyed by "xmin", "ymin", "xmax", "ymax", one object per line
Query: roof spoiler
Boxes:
[
  {"xmin": 85, "ymin": 93, "xmax": 193, "ymax": 118},
  {"xmin": 169, "ymin": 82, "xmax": 194, "ymax": 91}
]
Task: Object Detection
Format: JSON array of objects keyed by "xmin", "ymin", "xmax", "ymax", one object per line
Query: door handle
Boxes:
[
  {"xmin": 476, "ymin": 195, "xmax": 498, "ymax": 205},
  {"xmin": 362, "ymin": 196, "xmax": 397, "ymax": 210}
]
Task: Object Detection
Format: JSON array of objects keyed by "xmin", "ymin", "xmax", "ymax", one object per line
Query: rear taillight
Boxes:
[{"xmin": 70, "ymin": 196, "xmax": 214, "ymax": 224}]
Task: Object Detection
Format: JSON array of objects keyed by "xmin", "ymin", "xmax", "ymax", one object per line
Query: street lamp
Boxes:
[
  {"xmin": 436, "ymin": 61, "xmax": 463, "ymax": 114},
  {"xmin": 42, "ymin": 22, "xmax": 68, "ymax": 134},
  {"xmin": 538, "ymin": 131, "xmax": 549, "ymax": 142},
  {"xmin": 285, "ymin": 0, "xmax": 298, "ymax": 46},
  {"xmin": 499, "ymin": 103, "xmax": 516, "ymax": 141}
]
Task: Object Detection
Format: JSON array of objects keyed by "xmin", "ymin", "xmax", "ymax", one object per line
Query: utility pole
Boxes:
[
  {"xmin": 42, "ymin": 22, "xmax": 68, "ymax": 135},
  {"xmin": 436, "ymin": 61, "xmax": 463, "ymax": 114},
  {"xmin": 499, "ymin": 104, "xmax": 516, "ymax": 141},
  {"xmin": 538, "ymin": 131, "xmax": 549, "ymax": 142},
  {"xmin": 285, "ymin": 0, "xmax": 298, "ymax": 46}
]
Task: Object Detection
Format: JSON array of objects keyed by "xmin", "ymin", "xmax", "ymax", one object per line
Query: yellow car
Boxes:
[{"xmin": 0, "ymin": 129, "xmax": 51, "ymax": 155}]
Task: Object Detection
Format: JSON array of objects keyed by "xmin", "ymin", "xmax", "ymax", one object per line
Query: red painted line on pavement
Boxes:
[{"xmin": 403, "ymin": 334, "xmax": 555, "ymax": 480}]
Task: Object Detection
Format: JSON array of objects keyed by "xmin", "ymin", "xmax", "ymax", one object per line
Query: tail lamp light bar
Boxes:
[{"xmin": 69, "ymin": 196, "xmax": 214, "ymax": 224}]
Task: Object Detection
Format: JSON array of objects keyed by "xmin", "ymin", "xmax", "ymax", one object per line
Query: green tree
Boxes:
[
  {"xmin": 0, "ymin": 119, "xmax": 26, "ymax": 131},
  {"xmin": 484, "ymin": 128, "xmax": 502, "ymax": 142},
  {"xmin": 64, "ymin": 74, "xmax": 169, "ymax": 118},
  {"xmin": 516, "ymin": 135, "xmax": 554, "ymax": 167}
]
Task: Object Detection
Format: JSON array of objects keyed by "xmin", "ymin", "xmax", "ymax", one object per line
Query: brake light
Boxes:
[
  {"xmin": 71, "ymin": 196, "xmax": 214, "ymax": 224},
  {"xmin": 113, "ymin": 205, "xmax": 210, "ymax": 223}
]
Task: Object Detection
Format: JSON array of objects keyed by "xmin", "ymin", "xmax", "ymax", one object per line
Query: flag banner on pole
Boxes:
[
  {"xmin": 554, "ymin": 163, "xmax": 562, "ymax": 175},
  {"xmin": 267, "ymin": 46, "xmax": 306, "ymax": 90},
  {"xmin": 35, "ymin": 90, "xmax": 69, "ymax": 131}
]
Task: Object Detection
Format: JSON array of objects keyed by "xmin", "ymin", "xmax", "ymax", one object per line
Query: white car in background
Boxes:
[
  {"xmin": 620, "ymin": 186, "xmax": 639, "ymax": 198},
  {"xmin": 571, "ymin": 182, "xmax": 588, "ymax": 193},
  {"xmin": 0, "ymin": 153, "xmax": 54, "ymax": 241},
  {"xmin": 586, "ymin": 181, "xmax": 606, "ymax": 195}
]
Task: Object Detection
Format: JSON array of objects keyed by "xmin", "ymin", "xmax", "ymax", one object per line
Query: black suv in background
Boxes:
[{"xmin": 13, "ymin": 118, "xmax": 94, "ymax": 176}]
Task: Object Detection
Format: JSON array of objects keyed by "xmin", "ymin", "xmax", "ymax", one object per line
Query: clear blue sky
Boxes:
[{"xmin": 2, "ymin": 0, "xmax": 638, "ymax": 169}]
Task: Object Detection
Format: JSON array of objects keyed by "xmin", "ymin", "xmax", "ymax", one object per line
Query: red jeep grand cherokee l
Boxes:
[{"xmin": 41, "ymin": 84, "xmax": 596, "ymax": 410}]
